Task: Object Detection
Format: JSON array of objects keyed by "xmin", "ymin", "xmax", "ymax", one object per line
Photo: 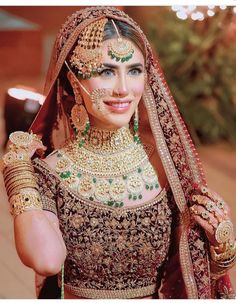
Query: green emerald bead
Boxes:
[
  {"xmin": 108, "ymin": 201, "xmax": 114, "ymax": 206},
  {"xmin": 79, "ymin": 143, "xmax": 83, "ymax": 148},
  {"xmin": 115, "ymin": 202, "xmax": 120, "ymax": 208},
  {"xmin": 139, "ymin": 194, "xmax": 142, "ymax": 199},
  {"xmin": 146, "ymin": 184, "xmax": 149, "ymax": 190},
  {"xmin": 129, "ymin": 194, "xmax": 132, "ymax": 200},
  {"xmin": 155, "ymin": 183, "xmax": 159, "ymax": 188},
  {"xmin": 123, "ymin": 175, "xmax": 127, "ymax": 180},
  {"xmin": 133, "ymin": 196, "xmax": 137, "ymax": 200},
  {"xmin": 108, "ymin": 179, "xmax": 113, "ymax": 184},
  {"xmin": 77, "ymin": 172, "xmax": 82, "ymax": 178},
  {"xmin": 93, "ymin": 177, "xmax": 97, "ymax": 183},
  {"xmin": 120, "ymin": 202, "xmax": 124, "ymax": 208},
  {"xmin": 60, "ymin": 171, "xmax": 71, "ymax": 179},
  {"xmin": 89, "ymin": 197, "xmax": 94, "ymax": 201},
  {"xmin": 138, "ymin": 167, "xmax": 142, "ymax": 173},
  {"xmin": 150, "ymin": 185, "xmax": 154, "ymax": 190}
]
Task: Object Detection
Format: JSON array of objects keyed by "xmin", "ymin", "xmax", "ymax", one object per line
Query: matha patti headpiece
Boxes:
[
  {"xmin": 70, "ymin": 18, "xmax": 108, "ymax": 79},
  {"xmin": 108, "ymin": 20, "xmax": 134, "ymax": 62}
]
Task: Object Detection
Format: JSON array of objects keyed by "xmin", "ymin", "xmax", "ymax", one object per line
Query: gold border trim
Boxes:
[
  {"xmin": 64, "ymin": 283, "xmax": 157, "ymax": 299},
  {"xmin": 143, "ymin": 82, "xmax": 198, "ymax": 298}
]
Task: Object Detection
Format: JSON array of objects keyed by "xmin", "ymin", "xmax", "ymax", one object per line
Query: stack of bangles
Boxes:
[
  {"xmin": 1, "ymin": 131, "xmax": 43, "ymax": 218},
  {"xmin": 190, "ymin": 185, "xmax": 236, "ymax": 279}
]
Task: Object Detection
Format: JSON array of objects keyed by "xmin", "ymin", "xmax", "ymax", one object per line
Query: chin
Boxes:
[{"xmin": 104, "ymin": 114, "xmax": 133, "ymax": 129}]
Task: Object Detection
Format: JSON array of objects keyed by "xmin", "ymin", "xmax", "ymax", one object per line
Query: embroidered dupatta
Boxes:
[{"xmin": 30, "ymin": 6, "xmax": 235, "ymax": 298}]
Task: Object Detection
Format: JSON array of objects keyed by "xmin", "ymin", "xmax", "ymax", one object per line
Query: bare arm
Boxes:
[
  {"xmin": 3, "ymin": 136, "xmax": 67, "ymax": 276},
  {"xmin": 14, "ymin": 209, "xmax": 67, "ymax": 276}
]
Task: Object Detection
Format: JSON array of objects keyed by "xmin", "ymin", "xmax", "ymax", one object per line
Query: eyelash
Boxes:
[{"xmin": 99, "ymin": 68, "xmax": 143, "ymax": 77}]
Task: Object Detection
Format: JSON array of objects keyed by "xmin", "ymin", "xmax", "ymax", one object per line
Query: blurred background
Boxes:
[{"xmin": 0, "ymin": 6, "xmax": 235, "ymax": 298}]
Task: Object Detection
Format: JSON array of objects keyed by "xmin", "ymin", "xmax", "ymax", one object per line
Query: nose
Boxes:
[{"xmin": 113, "ymin": 74, "xmax": 129, "ymax": 97}]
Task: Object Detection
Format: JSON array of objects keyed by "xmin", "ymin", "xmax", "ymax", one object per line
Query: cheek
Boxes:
[{"xmin": 131, "ymin": 81, "xmax": 145, "ymax": 97}]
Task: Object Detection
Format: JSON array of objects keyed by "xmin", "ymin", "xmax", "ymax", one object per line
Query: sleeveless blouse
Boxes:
[{"xmin": 33, "ymin": 158, "xmax": 174, "ymax": 299}]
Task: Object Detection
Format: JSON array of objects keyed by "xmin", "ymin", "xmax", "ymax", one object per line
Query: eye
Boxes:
[
  {"xmin": 99, "ymin": 68, "xmax": 115, "ymax": 77},
  {"xmin": 128, "ymin": 68, "xmax": 143, "ymax": 76}
]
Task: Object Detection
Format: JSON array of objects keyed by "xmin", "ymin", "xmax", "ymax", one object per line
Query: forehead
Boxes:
[{"xmin": 101, "ymin": 38, "xmax": 145, "ymax": 65}]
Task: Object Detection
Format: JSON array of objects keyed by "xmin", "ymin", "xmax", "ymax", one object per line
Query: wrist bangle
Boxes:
[{"xmin": 10, "ymin": 188, "xmax": 43, "ymax": 218}]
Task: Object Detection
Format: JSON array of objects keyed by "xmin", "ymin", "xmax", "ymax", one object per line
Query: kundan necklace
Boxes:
[{"xmin": 55, "ymin": 126, "xmax": 160, "ymax": 208}]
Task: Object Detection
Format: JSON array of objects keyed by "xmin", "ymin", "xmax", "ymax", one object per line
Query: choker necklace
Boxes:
[
  {"xmin": 55, "ymin": 126, "xmax": 160, "ymax": 208},
  {"xmin": 82, "ymin": 126, "xmax": 134, "ymax": 154}
]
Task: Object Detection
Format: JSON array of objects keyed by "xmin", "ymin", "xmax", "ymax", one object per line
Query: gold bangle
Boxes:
[
  {"xmin": 3, "ymin": 165, "xmax": 34, "ymax": 179},
  {"xmin": 210, "ymin": 241, "xmax": 236, "ymax": 262},
  {"xmin": 10, "ymin": 188, "xmax": 43, "ymax": 218},
  {"xmin": 4, "ymin": 166, "xmax": 34, "ymax": 177},
  {"xmin": 3, "ymin": 160, "xmax": 32, "ymax": 170},
  {"xmin": 5, "ymin": 178, "xmax": 36, "ymax": 192},
  {"xmin": 2, "ymin": 150, "xmax": 30, "ymax": 167},
  {"xmin": 4, "ymin": 173, "xmax": 35, "ymax": 184},
  {"xmin": 5, "ymin": 175, "xmax": 37, "ymax": 189},
  {"xmin": 3, "ymin": 163, "xmax": 33, "ymax": 178},
  {"xmin": 8, "ymin": 182, "xmax": 39, "ymax": 198},
  {"xmin": 7, "ymin": 178, "xmax": 38, "ymax": 193},
  {"xmin": 9, "ymin": 187, "xmax": 39, "ymax": 200},
  {"xmin": 4, "ymin": 173, "xmax": 34, "ymax": 184}
]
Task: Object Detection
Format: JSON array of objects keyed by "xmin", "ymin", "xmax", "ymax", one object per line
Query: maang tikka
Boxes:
[
  {"xmin": 108, "ymin": 20, "xmax": 134, "ymax": 62},
  {"xmin": 70, "ymin": 18, "xmax": 108, "ymax": 79}
]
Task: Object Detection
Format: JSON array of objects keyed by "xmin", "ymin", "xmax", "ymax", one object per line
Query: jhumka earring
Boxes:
[
  {"xmin": 108, "ymin": 20, "xmax": 134, "ymax": 62},
  {"xmin": 70, "ymin": 18, "xmax": 108, "ymax": 79},
  {"xmin": 133, "ymin": 106, "xmax": 141, "ymax": 144},
  {"xmin": 70, "ymin": 83, "xmax": 90, "ymax": 148}
]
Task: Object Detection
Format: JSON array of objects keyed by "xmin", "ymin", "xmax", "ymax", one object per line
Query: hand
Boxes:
[
  {"xmin": 190, "ymin": 185, "xmax": 235, "ymax": 247},
  {"xmin": 3, "ymin": 132, "xmax": 47, "ymax": 166},
  {"xmin": 26, "ymin": 136, "xmax": 47, "ymax": 158}
]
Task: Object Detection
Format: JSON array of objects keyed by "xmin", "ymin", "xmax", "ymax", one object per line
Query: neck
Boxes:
[{"xmin": 76, "ymin": 125, "xmax": 134, "ymax": 153}]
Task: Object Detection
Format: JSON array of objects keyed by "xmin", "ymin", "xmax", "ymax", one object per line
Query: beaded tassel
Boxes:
[
  {"xmin": 133, "ymin": 107, "xmax": 141, "ymax": 144},
  {"xmin": 61, "ymin": 263, "xmax": 64, "ymax": 299},
  {"xmin": 78, "ymin": 121, "xmax": 90, "ymax": 148}
]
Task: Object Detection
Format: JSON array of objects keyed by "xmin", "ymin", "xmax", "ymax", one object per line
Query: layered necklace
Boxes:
[{"xmin": 55, "ymin": 126, "xmax": 160, "ymax": 208}]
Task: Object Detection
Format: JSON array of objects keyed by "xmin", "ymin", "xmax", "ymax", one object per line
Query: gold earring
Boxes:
[{"xmin": 70, "ymin": 84, "xmax": 90, "ymax": 147}]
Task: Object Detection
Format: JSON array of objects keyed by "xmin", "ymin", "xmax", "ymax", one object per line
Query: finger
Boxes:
[
  {"xmin": 192, "ymin": 194, "xmax": 227, "ymax": 221},
  {"xmin": 199, "ymin": 186, "xmax": 230, "ymax": 214},
  {"xmin": 191, "ymin": 212, "xmax": 215, "ymax": 236},
  {"xmin": 191, "ymin": 205, "xmax": 218, "ymax": 228}
]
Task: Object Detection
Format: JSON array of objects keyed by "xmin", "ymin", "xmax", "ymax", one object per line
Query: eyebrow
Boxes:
[{"xmin": 102, "ymin": 63, "xmax": 144, "ymax": 69}]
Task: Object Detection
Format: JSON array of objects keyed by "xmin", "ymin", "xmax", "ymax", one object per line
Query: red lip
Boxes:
[
  {"xmin": 103, "ymin": 100, "xmax": 132, "ymax": 103},
  {"xmin": 103, "ymin": 100, "xmax": 132, "ymax": 113}
]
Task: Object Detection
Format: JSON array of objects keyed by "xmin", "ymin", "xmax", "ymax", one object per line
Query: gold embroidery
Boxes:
[{"xmin": 33, "ymin": 158, "xmax": 172, "ymax": 299}]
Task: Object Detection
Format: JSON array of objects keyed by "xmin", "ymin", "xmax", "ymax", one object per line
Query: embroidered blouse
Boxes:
[{"xmin": 33, "ymin": 158, "xmax": 174, "ymax": 299}]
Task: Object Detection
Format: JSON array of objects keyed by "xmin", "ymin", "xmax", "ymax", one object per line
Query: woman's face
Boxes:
[{"xmin": 79, "ymin": 38, "xmax": 145, "ymax": 129}]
